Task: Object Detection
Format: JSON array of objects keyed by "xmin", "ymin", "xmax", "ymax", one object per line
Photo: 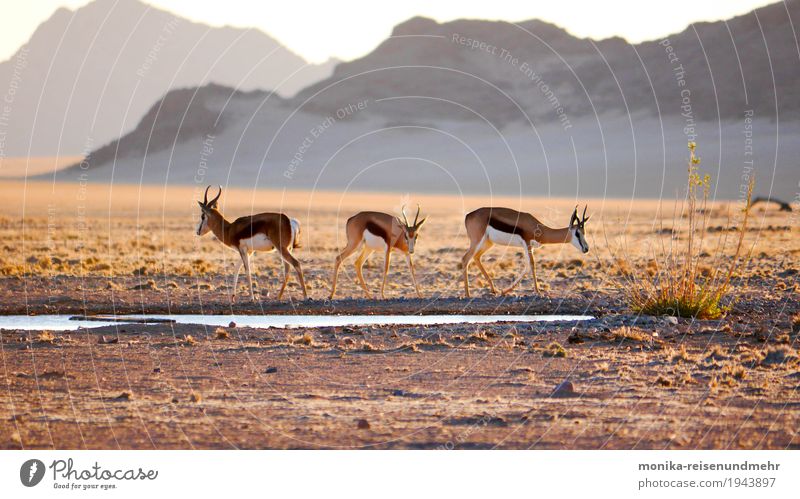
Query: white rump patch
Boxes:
[
  {"xmin": 363, "ymin": 229, "xmax": 388, "ymax": 251},
  {"xmin": 290, "ymin": 218, "xmax": 300, "ymax": 246},
  {"xmin": 240, "ymin": 233, "xmax": 275, "ymax": 252}
]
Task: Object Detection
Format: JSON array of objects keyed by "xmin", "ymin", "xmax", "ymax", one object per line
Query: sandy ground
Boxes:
[
  {"xmin": 0, "ymin": 181, "xmax": 798, "ymax": 449},
  {"xmin": 0, "ymin": 157, "xmax": 82, "ymax": 178}
]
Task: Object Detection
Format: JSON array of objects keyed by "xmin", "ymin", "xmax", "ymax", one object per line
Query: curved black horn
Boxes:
[
  {"xmin": 570, "ymin": 205, "xmax": 578, "ymax": 226},
  {"xmin": 413, "ymin": 204, "xmax": 421, "ymax": 226},
  {"xmin": 401, "ymin": 205, "xmax": 409, "ymax": 226},
  {"xmin": 582, "ymin": 205, "xmax": 587, "ymax": 222},
  {"xmin": 203, "ymin": 185, "xmax": 211, "ymax": 205},
  {"xmin": 210, "ymin": 185, "xmax": 222, "ymax": 206}
]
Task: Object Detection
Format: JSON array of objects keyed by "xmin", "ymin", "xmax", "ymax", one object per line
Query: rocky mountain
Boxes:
[
  {"xmin": 62, "ymin": 1, "xmax": 800, "ymax": 199},
  {"xmin": 0, "ymin": 0, "xmax": 336, "ymax": 159},
  {"xmin": 293, "ymin": 0, "xmax": 799, "ymax": 126}
]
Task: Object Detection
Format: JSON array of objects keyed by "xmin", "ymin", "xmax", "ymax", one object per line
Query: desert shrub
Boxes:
[{"xmin": 616, "ymin": 142, "xmax": 754, "ymax": 319}]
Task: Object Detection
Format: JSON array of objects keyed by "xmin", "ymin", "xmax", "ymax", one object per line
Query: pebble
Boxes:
[
  {"xmin": 356, "ymin": 419, "xmax": 371, "ymax": 430},
  {"xmin": 265, "ymin": 367, "xmax": 278, "ymax": 374},
  {"xmin": 228, "ymin": 321, "xmax": 236, "ymax": 328},
  {"xmin": 551, "ymin": 381, "xmax": 576, "ymax": 398}
]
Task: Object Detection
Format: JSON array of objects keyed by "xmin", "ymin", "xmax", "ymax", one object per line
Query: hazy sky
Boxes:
[{"xmin": 0, "ymin": 0, "xmax": 779, "ymax": 63}]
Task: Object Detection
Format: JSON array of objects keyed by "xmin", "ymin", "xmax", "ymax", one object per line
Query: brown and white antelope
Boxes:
[
  {"xmin": 461, "ymin": 206, "xmax": 590, "ymax": 297},
  {"xmin": 329, "ymin": 206, "xmax": 427, "ymax": 299},
  {"xmin": 196, "ymin": 186, "xmax": 308, "ymax": 301}
]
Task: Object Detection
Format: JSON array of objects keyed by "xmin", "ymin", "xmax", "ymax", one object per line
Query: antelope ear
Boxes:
[
  {"xmin": 415, "ymin": 217, "xmax": 427, "ymax": 229},
  {"xmin": 198, "ymin": 201, "xmax": 206, "ymax": 210}
]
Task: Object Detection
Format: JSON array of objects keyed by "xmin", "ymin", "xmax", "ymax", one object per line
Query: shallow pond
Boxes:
[{"xmin": 0, "ymin": 314, "xmax": 594, "ymax": 331}]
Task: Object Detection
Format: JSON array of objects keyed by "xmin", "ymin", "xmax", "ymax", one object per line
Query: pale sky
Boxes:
[{"xmin": 0, "ymin": 0, "xmax": 779, "ymax": 63}]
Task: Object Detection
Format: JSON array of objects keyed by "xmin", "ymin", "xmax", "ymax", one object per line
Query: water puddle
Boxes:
[{"xmin": 0, "ymin": 314, "xmax": 594, "ymax": 331}]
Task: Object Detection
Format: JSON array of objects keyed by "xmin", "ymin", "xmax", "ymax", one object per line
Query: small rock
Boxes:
[
  {"xmin": 153, "ymin": 367, "xmax": 161, "ymax": 373},
  {"xmin": 551, "ymin": 381, "xmax": 576, "ymax": 398},
  {"xmin": 356, "ymin": 419, "xmax": 370, "ymax": 430},
  {"xmin": 663, "ymin": 316, "xmax": 679, "ymax": 325},
  {"xmin": 228, "ymin": 321, "xmax": 236, "ymax": 328},
  {"xmin": 114, "ymin": 391, "xmax": 133, "ymax": 401},
  {"xmin": 392, "ymin": 389, "xmax": 405, "ymax": 397},
  {"xmin": 265, "ymin": 367, "xmax": 278, "ymax": 374}
]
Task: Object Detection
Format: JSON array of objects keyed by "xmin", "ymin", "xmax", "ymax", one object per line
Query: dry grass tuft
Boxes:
[
  {"xmin": 704, "ymin": 345, "xmax": 730, "ymax": 362},
  {"xmin": 466, "ymin": 330, "xmax": 490, "ymax": 344},
  {"xmin": 609, "ymin": 326, "xmax": 651, "ymax": 344},
  {"xmin": 36, "ymin": 330, "xmax": 55, "ymax": 344},
  {"xmin": 670, "ymin": 344, "xmax": 695, "ymax": 363},
  {"xmin": 615, "ymin": 142, "xmax": 754, "ymax": 319},
  {"xmin": 677, "ymin": 372, "xmax": 697, "ymax": 385},
  {"xmin": 183, "ymin": 335, "xmax": 197, "ymax": 346},
  {"xmin": 724, "ymin": 363, "xmax": 747, "ymax": 380},
  {"xmin": 291, "ymin": 332, "xmax": 315, "ymax": 346},
  {"xmin": 542, "ymin": 342, "xmax": 567, "ymax": 358},
  {"xmin": 189, "ymin": 392, "xmax": 202, "ymax": 403},
  {"xmin": 792, "ymin": 313, "xmax": 800, "ymax": 334},
  {"xmin": 214, "ymin": 327, "xmax": 230, "ymax": 340},
  {"xmin": 655, "ymin": 375, "xmax": 672, "ymax": 387}
]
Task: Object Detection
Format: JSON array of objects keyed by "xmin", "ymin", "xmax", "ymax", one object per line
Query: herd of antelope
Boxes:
[{"xmin": 197, "ymin": 186, "xmax": 590, "ymax": 301}]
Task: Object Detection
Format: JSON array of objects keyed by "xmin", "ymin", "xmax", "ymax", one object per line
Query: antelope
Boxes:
[
  {"xmin": 329, "ymin": 206, "xmax": 427, "ymax": 299},
  {"xmin": 196, "ymin": 186, "xmax": 308, "ymax": 301},
  {"xmin": 461, "ymin": 206, "xmax": 590, "ymax": 297}
]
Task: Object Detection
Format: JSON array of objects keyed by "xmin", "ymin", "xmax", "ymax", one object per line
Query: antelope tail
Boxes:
[{"xmin": 291, "ymin": 218, "xmax": 302, "ymax": 249}]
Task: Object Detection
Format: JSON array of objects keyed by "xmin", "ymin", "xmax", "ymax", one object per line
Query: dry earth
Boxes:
[{"xmin": 0, "ymin": 182, "xmax": 797, "ymax": 449}]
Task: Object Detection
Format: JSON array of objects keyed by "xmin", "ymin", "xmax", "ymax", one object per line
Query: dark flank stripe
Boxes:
[
  {"xmin": 488, "ymin": 216, "xmax": 526, "ymax": 238},
  {"xmin": 237, "ymin": 220, "xmax": 269, "ymax": 241},
  {"xmin": 365, "ymin": 221, "xmax": 389, "ymax": 242}
]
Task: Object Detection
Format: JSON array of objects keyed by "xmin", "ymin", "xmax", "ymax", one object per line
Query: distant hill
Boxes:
[
  {"xmin": 0, "ymin": 0, "xmax": 336, "ymax": 159},
  {"xmin": 293, "ymin": 1, "xmax": 799, "ymax": 125},
  {"xmin": 61, "ymin": 1, "xmax": 800, "ymax": 199}
]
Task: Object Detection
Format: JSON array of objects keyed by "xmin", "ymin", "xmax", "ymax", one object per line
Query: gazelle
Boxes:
[
  {"xmin": 461, "ymin": 205, "xmax": 590, "ymax": 297},
  {"xmin": 329, "ymin": 206, "xmax": 426, "ymax": 299},
  {"xmin": 196, "ymin": 186, "xmax": 308, "ymax": 301}
]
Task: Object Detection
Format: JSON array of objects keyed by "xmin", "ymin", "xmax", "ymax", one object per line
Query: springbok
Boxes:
[
  {"xmin": 461, "ymin": 206, "xmax": 590, "ymax": 297},
  {"xmin": 196, "ymin": 186, "xmax": 308, "ymax": 301},
  {"xmin": 329, "ymin": 206, "xmax": 427, "ymax": 299}
]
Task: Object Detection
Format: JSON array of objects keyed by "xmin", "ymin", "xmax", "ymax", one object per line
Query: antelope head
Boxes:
[
  {"xmin": 568, "ymin": 205, "xmax": 590, "ymax": 254},
  {"xmin": 397, "ymin": 204, "xmax": 427, "ymax": 254},
  {"xmin": 196, "ymin": 185, "xmax": 222, "ymax": 236}
]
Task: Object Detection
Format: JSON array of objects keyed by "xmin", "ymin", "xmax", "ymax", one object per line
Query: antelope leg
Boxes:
[
  {"xmin": 501, "ymin": 244, "xmax": 532, "ymax": 295},
  {"xmin": 473, "ymin": 248, "xmax": 497, "ymax": 294},
  {"xmin": 379, "ymin": 249, "xmax": 392, "ymax": 299},
  {"xmin": 354, "ymin": 246, "xmax": 373, "ymax": 298},
  {"xmin": 406, "ymin": 254, "xmax": 421, "ymax": 298}
]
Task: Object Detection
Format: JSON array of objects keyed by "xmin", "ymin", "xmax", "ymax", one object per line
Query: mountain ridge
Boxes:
[{"xmin": 0, "ymin": 0, "xmax": 336, "ymax": 159}]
